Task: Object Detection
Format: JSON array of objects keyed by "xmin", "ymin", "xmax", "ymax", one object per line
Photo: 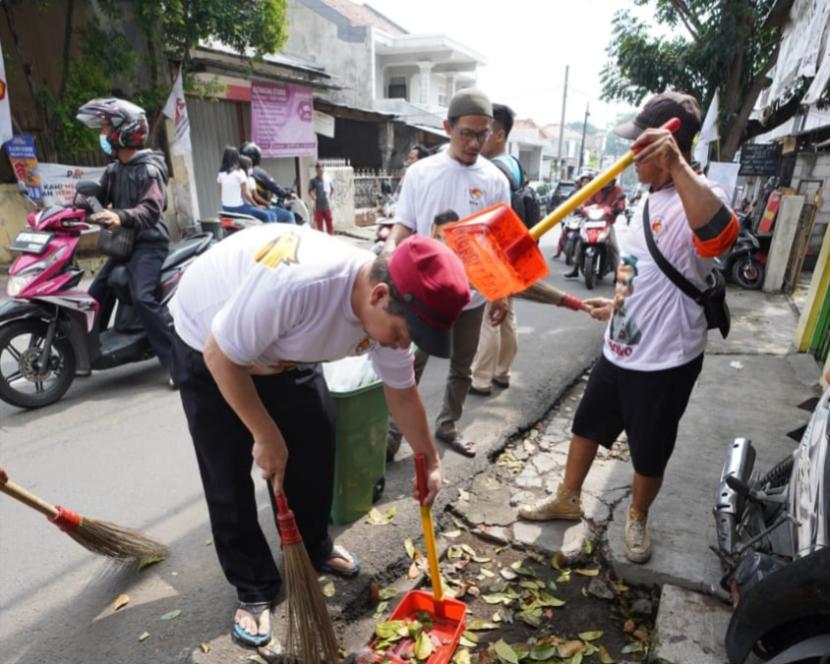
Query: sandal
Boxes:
[
  {"xmin": 232, "ymin": 601, "xmax": 272, "ymax": 648},
  {"xmin": 437, "ymin": 434, "xmax": 477, "ymax": 458},
  {"xmin": 316, "ymin": 544, "xmax": 360, "ymax": 578}
]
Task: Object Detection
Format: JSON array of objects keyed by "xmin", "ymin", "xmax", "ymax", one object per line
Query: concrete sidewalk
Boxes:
[{"xmin": 451, "ymin": 287, "xmax": 824, "ymax": 663}]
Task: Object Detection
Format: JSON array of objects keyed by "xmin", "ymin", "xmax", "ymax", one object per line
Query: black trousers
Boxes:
[
  {"xmin": 88, "ymin": 243, "xmax": 173, "ymax": 369},
  {"xmin": 171, "ymin": 334, "xmax": 336, "ymax": 603}
]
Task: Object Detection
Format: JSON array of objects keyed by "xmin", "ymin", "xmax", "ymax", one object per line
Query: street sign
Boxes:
[{"xmin": 739, "ymin": 143, "xmax": 781, "ymax": 176}]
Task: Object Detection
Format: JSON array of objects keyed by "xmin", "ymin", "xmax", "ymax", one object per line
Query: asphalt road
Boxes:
[{"xmin": 0, "ymin": 230, "xmax": 613, "ymax": 663}]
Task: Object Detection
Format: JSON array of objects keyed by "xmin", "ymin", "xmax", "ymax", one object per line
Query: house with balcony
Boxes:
[{"xmin": 282, "ymin": 0, "xmax": 485, "ymax": 170}]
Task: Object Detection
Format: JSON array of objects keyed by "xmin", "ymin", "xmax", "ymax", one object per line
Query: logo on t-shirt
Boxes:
[
  {"xmin": 651, "ymin": 217, "xmax": 664, "ymax": 235},
  {"xmin": 254, "ymin": 232, "xmax": 301, "ymax": 269},
  {"xmin": 469, "ymin": 187, "xmax": 483, "ymax": 201},
  {"xmin": 353, "ymin": 337, "xmax": 372, "ymax": 355}
]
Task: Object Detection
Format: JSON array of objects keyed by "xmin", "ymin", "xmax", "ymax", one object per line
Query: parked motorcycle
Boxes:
[
  {"xmin": 0, "ymin": 181, "xmax": 214, "ymax": 409},
  {"xmin": 578, "ymin": 204, "xmax": 615, "ymax": 290},
  {"xmin": 561, "ymin": 214, "xmax": 581, "ymax": 266},
  {"xmin": 218, "ymin": 209, "xmax": 262, "ymax": 238},
  {"xmin": 713, "ymin": 389, "xmax": 830, "ymax": 663},
  {"xmin": 248, "ymin": 167, "xmax": 308, "ymax": 225},
  {"xmin": 714, "ymin": 214, "xmax": 766, "ymax": 290}
]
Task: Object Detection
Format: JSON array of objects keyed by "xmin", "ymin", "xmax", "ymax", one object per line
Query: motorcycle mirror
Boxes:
[{"xmin": 75, "ymin": 180, "xmax": 102, "ymax": 198}]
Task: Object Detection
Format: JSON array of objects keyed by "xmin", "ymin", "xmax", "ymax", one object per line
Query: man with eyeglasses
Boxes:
[{"xmin": 383, "ymin": 88, "xmax": 511, "ymax": 460}]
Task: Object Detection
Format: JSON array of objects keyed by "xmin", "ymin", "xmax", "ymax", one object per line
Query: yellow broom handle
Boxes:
[
  {"xmin": 529, "ymin": 152, "xmax": 635, "ymax": 241},
  {"xmin": 414, "ymin": 454, "xmax": 443, "ymax": 601},
  {"xmin": 529, "ymin": 117, "xmax": 682, "ymax": 242},
  {"xmin": 0, "ymin": 480, "xmax": 60, "ymax": 519}
]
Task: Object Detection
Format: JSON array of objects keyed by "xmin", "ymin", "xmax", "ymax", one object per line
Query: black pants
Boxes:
[
  {"xmin": 171, "ymin": 334, "xmax": 336, "ymax": 603},
  {"xmin": 88, "ymin": 243, "xmax": 172, "ymax": 369}
]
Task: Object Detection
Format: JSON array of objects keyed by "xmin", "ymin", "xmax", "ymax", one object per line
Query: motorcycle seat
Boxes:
[{"xmin": 161, "ymin": 233, "xmax": 213, "ymax": 272}]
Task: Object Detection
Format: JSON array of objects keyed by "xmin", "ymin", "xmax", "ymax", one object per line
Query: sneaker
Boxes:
[
  {"xmin": 518, "ymin": 483, "xmax": 582, "ymax": 521},
  {"xmin": 624, "ymin": 506, "xmax": 652, "ymax": 563},
  {"xmin": 492, "ymin": 377, "xmax": 510, "ymax": 389},
  {"xmin": 563, "ymin": 270, "xmax": 579, "ymax": 280},
  {"xmin": 469, "ymin": 385, "xmax": 492, "ymax": 397}
]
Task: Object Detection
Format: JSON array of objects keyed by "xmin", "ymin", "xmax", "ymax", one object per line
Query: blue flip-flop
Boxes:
[
  {"xmin": 316, "ymin": 544, "xmax": 360, "ymax": 578},
  {"xmin": 231, "ymin": 601, "xmax": 272, "ymax": 648}
]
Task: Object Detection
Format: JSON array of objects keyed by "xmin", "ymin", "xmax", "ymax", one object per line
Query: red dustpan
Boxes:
[
  {"xmin": 369, "ymin": 455, "xmax": 466, "ymax": 663},
  {"xmin": 442, "ymin": 118, "xmax": 681, "ymax": 300}
]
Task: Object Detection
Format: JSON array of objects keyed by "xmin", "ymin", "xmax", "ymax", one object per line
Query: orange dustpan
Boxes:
[
  {"xmin": 369, "ymin": 454, "xmax": 466, "ymax": 663},
  {"xmin": 442, "ymin": 118, "xmax": 681, "ymax": 300}
]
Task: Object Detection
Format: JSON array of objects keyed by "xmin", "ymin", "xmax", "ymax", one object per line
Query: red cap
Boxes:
[{"xmin": 388, "ymin": 236, "xmax": 471, "ymax": 358}]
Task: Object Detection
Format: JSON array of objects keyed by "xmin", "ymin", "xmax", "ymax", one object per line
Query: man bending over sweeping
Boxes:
[{"xmin": 168, "ymin": 224, "xmax": 470, "ymax": 648}]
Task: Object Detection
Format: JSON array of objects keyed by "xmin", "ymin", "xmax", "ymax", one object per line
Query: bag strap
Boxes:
[
  {"xmin": 642, "ymin": 199, "xmax": 703, "ymax": 302},
  {"xmin": 492, "ymin": 157, "xmax": 520, "ymax": 192}
]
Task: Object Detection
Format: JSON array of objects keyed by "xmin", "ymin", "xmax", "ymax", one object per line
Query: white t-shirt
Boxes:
[
  {"xmin": 169, "ymin": 225, "xmax": 415, "ymax": 389},
  {"xmin": 603, "ymin": 180, "xmax": 730, "ymax": 371},
  {"xmin": 217, "ymin": 169, "xmax": 247, "ymax": 207},
  {"xmin": 394, "ymin": 150, "xmax": 511, "ymax": 309}
]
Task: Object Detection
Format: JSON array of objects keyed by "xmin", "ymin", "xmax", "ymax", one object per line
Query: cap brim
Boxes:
[
  {"xmin": 614, "ymin": 120, "xmax": 645, "ymax": 141},
  {"xmin": 402, "ymin": 307, "xmax": 452, "ymax": 359}
]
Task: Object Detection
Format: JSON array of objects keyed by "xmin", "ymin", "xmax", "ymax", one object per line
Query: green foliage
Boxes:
[
  {"xmin": 135, "ymin": 0, "xmax": 288, "ymax": 62},
  {"xmin": 600, "ymin": 0, "xmax": 787, "ymax": 155}
]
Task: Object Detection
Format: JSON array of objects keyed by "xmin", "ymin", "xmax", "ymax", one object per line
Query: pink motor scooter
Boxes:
[{"xmin": 0, "ymin": 181, "xmax": 213, "ymax": 409}]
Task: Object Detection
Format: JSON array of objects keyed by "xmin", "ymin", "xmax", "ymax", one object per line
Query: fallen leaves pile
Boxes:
[{"xmin": 364, "ymin": 530, "xmax": 656, "ymax": 664}]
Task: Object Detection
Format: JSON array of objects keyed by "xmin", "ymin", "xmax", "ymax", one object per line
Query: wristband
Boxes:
[{"xmin": 560, "ymin": 294, "xmax": 585, "ymax": 311}]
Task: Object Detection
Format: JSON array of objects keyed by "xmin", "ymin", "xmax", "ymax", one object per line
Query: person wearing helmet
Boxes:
[
  {"xmin": 563, "ymin": 175, "xmax": 626, "ymax": 279},
  {"xmin": 76, "ymin": 97, "xmax": 174, "ymax": 381},
  {"xmin": 553, "ymin": 171, "xmax": 593, "ymax": 259},
  {"xmin": 238, "ymin": 142, "xmax": 295, "ymax": 224}
]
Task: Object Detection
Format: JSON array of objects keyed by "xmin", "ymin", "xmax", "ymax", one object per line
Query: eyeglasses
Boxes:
[{"xmin": 455, "ymin": 128, "xmax": 491, "ymax": 144}]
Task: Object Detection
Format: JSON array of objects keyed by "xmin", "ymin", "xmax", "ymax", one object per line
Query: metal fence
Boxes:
[{"xmin": 353, "ymin": 170, "xmax": 403, "ymax": 210}]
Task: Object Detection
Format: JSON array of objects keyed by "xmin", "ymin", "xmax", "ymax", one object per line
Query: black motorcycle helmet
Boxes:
[
  {"xmin": 239, "ymin": 142, "xmax": 263, "ymax": 166},
  {"xmin": 76, "ymin": 97, "xmax": 149, "ymax": 150}
]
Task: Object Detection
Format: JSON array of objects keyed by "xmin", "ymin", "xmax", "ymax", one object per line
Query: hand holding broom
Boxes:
[{"xmin": 0, "ymin": 468, "xmax": 168, "ymax": 560}]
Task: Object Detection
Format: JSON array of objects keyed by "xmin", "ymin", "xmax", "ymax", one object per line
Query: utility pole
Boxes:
[
  {"xmin": 555, "ymin": 65, "xmax": 568, "ymax": 181},
  {"xmin": 577, "ymin": 101, "xmax": 590, "ymax": 172}
]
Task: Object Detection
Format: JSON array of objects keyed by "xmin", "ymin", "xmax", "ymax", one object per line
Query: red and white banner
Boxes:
[
  {"xmin": 251, "ymin": 81, "xmax": 316, "ymax": 158},
  {"xmin": 0, "ymin": 39, "xmax": 14, "ymax": 145},
  {"xmin": 162, "ymin": 70, "xmax": 192, "ymax": 155}
]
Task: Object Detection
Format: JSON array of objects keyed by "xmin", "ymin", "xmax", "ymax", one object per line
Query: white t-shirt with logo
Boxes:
[
  {"xmin": 169, "ymin": 225, "xmax": 415, "ymax": 389},
  {"xmin": 394, "ymin": 150, "xmax": 511, "ymax": 309},
  {"xmin": 603, "ymin": 180, "xmax": 729, "ymax": 371}
]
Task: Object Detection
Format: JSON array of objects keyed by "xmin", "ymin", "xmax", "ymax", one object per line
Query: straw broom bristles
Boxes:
[
  {"xmin": 276, "ymin": 492, "xmax": 340, "ymax": 663},
  {"xmin": 0, "ymin": 479, "xmax": 168, "ymax": 560}
]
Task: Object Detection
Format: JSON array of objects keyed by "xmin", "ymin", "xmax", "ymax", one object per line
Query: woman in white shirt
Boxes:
[{"xmin": 217, "ymin": 147, "xmax": 276, "ymax": 223}]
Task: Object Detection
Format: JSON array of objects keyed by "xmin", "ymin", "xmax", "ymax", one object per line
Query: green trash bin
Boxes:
[{"xmin": 324, "ymin": 357, "xmax": 389, "ymax": 525}]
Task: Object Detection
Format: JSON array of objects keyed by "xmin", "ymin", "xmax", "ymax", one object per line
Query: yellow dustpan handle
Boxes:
[
  {"xmin": 528, "ymin": 117, "xmax": 682, "ymax": 242},
  {"xmin": 415, "ymin": 454, "xmax": 443, "ymax": 601},
  {"xmin": 529, "ymin": 152, "xmax": 635, "ymax": 241}
]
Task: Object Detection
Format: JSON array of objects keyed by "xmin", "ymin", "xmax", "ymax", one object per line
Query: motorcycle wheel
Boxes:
[
  {"xmin": 565, "ymin": 238, "xmax": 575, "ymax": 266},
  {"xmin": 584, "ymin": 253, "xmax": 596, "ymax": 290},
  {"xmin": 732, "ymin": 256, "xmax": 765, "ymax": 290},
  {"xmin": 0, "ymin": 320, "xmax": 76, "ymax": 409}
]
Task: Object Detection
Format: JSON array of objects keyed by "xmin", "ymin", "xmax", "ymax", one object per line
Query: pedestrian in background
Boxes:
[
  {"xmin": 519, "ymin": 92, "xmax": 739, "ymax": 565},
  {"xmin": 218, "ymin": 146, "xmax": 276, "ymax": 223},
  {"xmin": 309, "ymin": 163, "xmax": 335, "ymax": 234},
  {"xmin": 470, "ymin": 103, "xmax": 522, "ymax": 397},
  {"xmin": 383, "ymin": 88, "xmax": 511, "ymax": 460}
]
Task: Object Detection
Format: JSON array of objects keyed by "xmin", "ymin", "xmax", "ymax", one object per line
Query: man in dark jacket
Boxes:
[{"xmin": 77, "ymin": 98, "xmax": 173, "ymax": 376}]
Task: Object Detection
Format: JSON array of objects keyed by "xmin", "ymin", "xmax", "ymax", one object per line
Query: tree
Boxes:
[
  {"xmin": 600, "ymin": 0, "xmax": 830, "ymax": 161},
  {"xmin": 1, "ymin": 0, "xmax": 287, "ymax": 159}
]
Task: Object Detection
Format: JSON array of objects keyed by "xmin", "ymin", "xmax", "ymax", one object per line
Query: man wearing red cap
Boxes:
[{"xmin": 168, "ymin": 224, "xmax": 470, "ymax": 648}]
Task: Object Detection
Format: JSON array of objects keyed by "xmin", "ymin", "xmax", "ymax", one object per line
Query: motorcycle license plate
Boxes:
[{"xmin": 10, "ymin": 230, "xmax": 53, "ymax": 254}]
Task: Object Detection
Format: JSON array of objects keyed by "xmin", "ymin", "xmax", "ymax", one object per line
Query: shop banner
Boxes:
[
  {"xmin": 5, "ymin": 134, "xmax": 42, "ymax": 200},
  {"xmin": 251, "ymin": 81, "xmax": 316, "ymax": 158},
  {"xmin": 39, "ymin": 162, "xmax": 106, "ymax": 206},
  {"xmin": 0, "ymin": 40, "xmax": 13, "ymax": 145}
]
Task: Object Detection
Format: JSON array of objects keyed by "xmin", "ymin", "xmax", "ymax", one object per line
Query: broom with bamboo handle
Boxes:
[
  {"xmin": 275, "ymin": 490, "xmax": 340, "ymax": 663},
  {"xmin": 0, "ymin": 475, "xmax": 168, "ymax": 560}
]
